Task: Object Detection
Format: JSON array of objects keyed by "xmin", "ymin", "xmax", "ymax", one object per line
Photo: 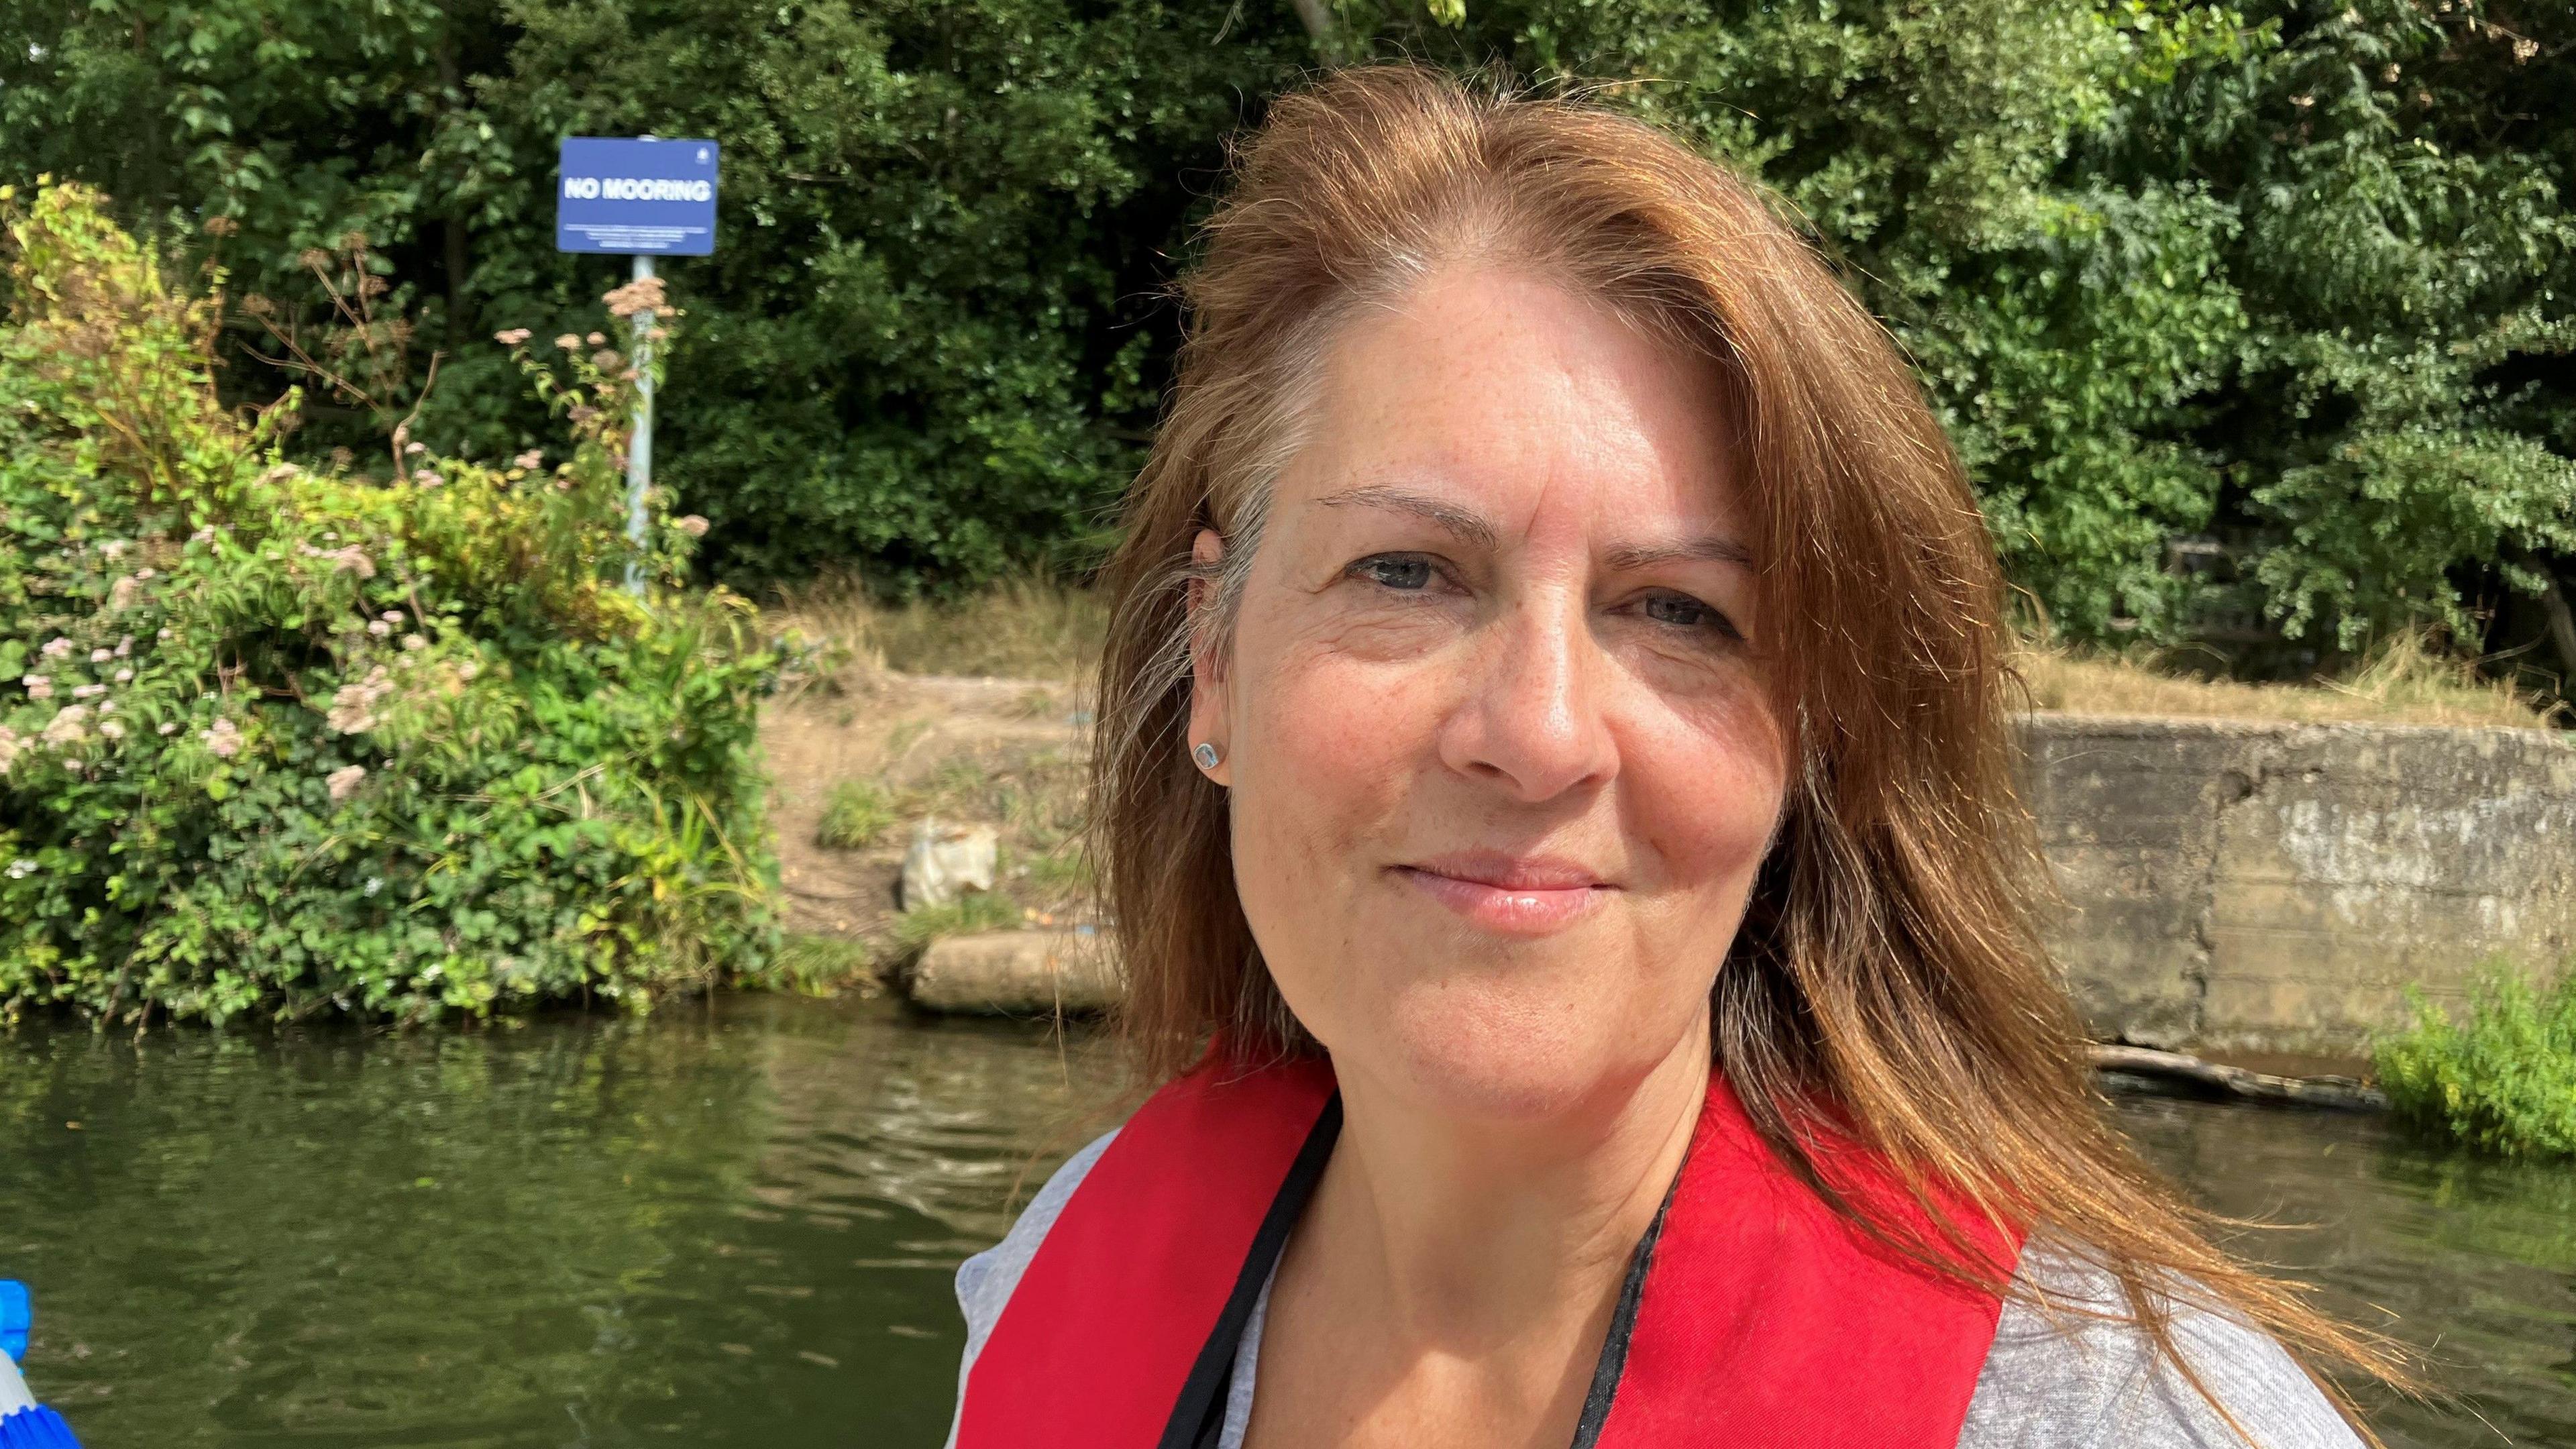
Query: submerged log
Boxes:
[
  {"xmin": 906, "ymin": 928, "xmax": 1120, "ymax": 1016},
  {"xmin": 2088, "ymin": 1044, "xmax": 2388, "ymax": 1112}
]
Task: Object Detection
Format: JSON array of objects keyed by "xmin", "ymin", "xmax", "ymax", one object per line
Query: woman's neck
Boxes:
[{"xmin": 1312, "ymin": 1023, "xmax": 1711, "ymax": 1352}]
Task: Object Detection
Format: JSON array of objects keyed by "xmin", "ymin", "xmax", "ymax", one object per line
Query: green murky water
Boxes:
[{"xmin": 1, "ymin": 998, "xmax": 2569, "ymax": 1447}]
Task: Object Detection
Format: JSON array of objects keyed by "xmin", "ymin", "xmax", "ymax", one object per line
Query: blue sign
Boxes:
[{"xmin": 556, "ymin": 137, "xmax": 719, "ymax": 256}]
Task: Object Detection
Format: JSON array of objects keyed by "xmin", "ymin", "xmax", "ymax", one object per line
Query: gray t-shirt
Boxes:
[{"xmin": 945, "ymin": 1129, "xmax": 2365, "ymax": 1449}]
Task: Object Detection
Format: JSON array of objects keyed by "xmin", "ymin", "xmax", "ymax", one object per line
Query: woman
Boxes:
[{"xmin": 945, "ymin": 64, "xmax": 2408, "ymax": 1449}]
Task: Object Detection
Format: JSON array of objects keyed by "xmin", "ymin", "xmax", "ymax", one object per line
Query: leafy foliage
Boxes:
[
  {"xmin": 0, "ymin": 183, "xmax": 781, "ymax": 1025},
  {"xmin": 2377, "ymin": 963, "xmax": 2576, "ymax": 1159},
  {"xmin": 0, "ymin": 0, "xmax": 2569, "ymax": 670},
  {"xmin": 0, "ymin": 0, "xmax": 1313, "ymax": 590},
  {"xmin": 1352, "ymin": 0, "xmax": 2576, "ymax": 655}
]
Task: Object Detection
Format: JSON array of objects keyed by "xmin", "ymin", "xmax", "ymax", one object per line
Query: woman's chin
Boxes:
[{"xmin": 1343, "ymin": 983, "xmax": 1690, "ymax": 1126}]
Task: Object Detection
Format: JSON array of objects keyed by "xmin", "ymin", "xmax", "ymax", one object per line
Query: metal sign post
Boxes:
[
  {"xmin": 554, "ymin": 136, "xmax": 720, "ymax": 595},
  {"xmin": 624, "ymin": 254, "xmax": 656, "ymax": 593}
]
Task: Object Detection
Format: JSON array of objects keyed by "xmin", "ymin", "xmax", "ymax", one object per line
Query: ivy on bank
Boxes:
[
  {"xmin": 0, "ymin": 184, "xmax": 782, "ymax": 1026},
  {"xmin": 2378, "ymin": 963, "xmax": 2576, "ymax": 1159}
]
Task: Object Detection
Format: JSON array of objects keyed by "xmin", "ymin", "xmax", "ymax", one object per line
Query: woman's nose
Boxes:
[{"xmin": 1435, "ymin": 592, "xmax": 1619, "ymax": 803}]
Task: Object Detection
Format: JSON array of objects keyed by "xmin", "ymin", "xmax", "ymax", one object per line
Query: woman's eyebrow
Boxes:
[
  {"xmin": 1313, "ymin": 484, "xmax": 1497, "ymax": 549},
  {"xmin": 1605, "ymin": 535, "xmax": 1754, "ymax": 570},
  {"xmin": 1311, "ymin": 484, "xmax": 1748, "ymax": 569}
]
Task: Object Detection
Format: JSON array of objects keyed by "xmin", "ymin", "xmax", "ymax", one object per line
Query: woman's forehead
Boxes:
[{"xmin": 1273, "ymin": 264, "xmax": 1746, "ymax": 543}]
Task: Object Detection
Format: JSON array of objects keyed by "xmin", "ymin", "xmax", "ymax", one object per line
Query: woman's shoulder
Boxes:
[
  {"xmin": 1960, "ymin": 1234, "xmax": 2365, "ymax": 1449},
  {"xmin": 951, "ymin": 1128, "xmax": 1122, "ymax": 1366}
]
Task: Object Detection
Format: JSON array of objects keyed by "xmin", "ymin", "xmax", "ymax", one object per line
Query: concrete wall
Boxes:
[{"xmin": 2018, "ymin": 714, "xmax": 2576, "ymax": 1056}]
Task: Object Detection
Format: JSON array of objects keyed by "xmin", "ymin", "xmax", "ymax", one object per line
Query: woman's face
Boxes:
[{"xmin": 1189, "ymin": 262, "xmax": 1792, "ymax": 1124}]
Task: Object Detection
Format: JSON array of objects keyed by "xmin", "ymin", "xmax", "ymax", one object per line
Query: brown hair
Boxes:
[{"xmin": 1089, "ymin": 62, "xmax": 2412, "ymax": 1439}]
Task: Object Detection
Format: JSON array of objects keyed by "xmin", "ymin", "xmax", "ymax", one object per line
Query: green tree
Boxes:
[
  {"xmin": 0, "ymin": 0, "xmax": 1314, "ymax": 588},
  {"xmin": 1340, "ymin": 0, "xmax": 2576, "ymax": 661}
]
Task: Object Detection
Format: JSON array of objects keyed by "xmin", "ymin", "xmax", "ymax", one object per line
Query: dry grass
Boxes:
[
  {"xmin": 770, "ymin": 574, "xmax": 2562, "ymax": 729},
  {"xmin": 2015, "ymin": 631, "xmax": 2561, "ymax": 730},
  {"xmin": 769, "ymin": 571, "xmax": 1107, "ymax": 683}
]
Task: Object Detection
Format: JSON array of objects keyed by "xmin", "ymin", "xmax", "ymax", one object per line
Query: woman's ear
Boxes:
[{"xmin": 1185, "ymin": 527, "xmax": 1233, "ymax": 786}]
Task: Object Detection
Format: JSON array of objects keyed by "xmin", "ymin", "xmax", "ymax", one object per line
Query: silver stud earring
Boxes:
[{"xmin": 1191, "ymin": 741, "xmax": 1222, "ymax": 771}]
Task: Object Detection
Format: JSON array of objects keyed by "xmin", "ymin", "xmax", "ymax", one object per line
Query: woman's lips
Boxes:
[{"xmin": 1393, "ymin": 858, "xmax": 1612, "ymax": 935}]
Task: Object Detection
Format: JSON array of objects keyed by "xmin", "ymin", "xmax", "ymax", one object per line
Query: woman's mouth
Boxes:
[{"xmin": 1391, "ymin": 853, "xmax": 1613, "ymax": 935}]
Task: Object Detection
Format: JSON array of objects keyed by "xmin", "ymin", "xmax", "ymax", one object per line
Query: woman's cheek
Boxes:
[
  {"xmin": 1240, "ymin": 595, "xmax": 1457, "ymax": 784},
  {"xmin": 1634, "ymin": 741, "xmax": 1788, "ymax": 918},
  {"xmin": 1228, "ymin": 628, "xmax": 1451, "ymax": 1028}
]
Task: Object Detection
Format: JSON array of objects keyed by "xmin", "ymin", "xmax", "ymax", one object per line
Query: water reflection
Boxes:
[
  {"xmin": 0, "ymin": 997, "xmax": 1121, "ymax": 1448},
  {"xmin": 2113, "ymin": 1091, "xmax": 2576, "ymax": 1448},
  {"xmin": 0, "ymin": 1000, "xmax": 2568, "ymax": 1447}
]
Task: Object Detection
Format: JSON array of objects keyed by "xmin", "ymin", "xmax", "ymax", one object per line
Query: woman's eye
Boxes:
[
  {"xmin": 1642, "ymin": 591, "xmax": 1740, "ymax": 639},
  {"xmin": 1353, "ymin": 553, "xmax": 1435, "ymax": 590}
]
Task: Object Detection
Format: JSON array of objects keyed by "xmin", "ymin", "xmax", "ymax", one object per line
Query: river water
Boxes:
[{"xmin": 2, "ymin": 995, "xmax": 2569, "ymax": 1447}]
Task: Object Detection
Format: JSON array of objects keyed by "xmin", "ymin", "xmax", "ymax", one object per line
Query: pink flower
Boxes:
[
  {"xmin": 493, "ymin": 327, "xmax": 533, "ymax": 345},
  {"xmin": 555, "ymin": 333, "xmax": 582, "ymax": 351},
  {"xmin": 513, "ymin": 449, "xmax": 543, "ymax": 470},
  {"xmin": 327, "ymin": 764, "xmax": 367, "ymax": 802},
  {"xmin": 202, "ymin": 716, "xmax": 243, "ymax": 758},
  {"xmin": 22, "ymin": 676, "xmax": 52, "ymax": 701},
  {"xmin": 405, "ymin": 441, "xmax": 428, "ymax": 455},
  {"xmin": 327, "ymin": 667, "xmax": 393, "ymax": 735},
  {"xmin": 676, "ymin": 515, "xmax": 710, "ymax": 538},
  {"xmin": 602, "ymin": 276, "xmax": 667, "ymax": 318},
  {"xmin": 586, "ymin": 331, "xmax": 606, "ymax": 345}
]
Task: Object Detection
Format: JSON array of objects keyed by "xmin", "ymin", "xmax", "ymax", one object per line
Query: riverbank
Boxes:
[{"xmin": 2027, "ymin": 713, "xmax": 2576, "ymax": 1055}]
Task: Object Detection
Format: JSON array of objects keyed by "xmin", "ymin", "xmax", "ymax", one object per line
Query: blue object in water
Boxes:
[
  {"xmin": 0, "ymin": 1407, "xmax": 78, "ymax": 1449},
  {"xmin": 0, "ymin": 1283, "xmax": 82, "ymax": 1448}
]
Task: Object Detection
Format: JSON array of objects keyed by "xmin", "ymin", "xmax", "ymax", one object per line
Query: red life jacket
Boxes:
[{"xmin": 954, "ymin": 1054, "xmax": 2023, "ymax": 1449}]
